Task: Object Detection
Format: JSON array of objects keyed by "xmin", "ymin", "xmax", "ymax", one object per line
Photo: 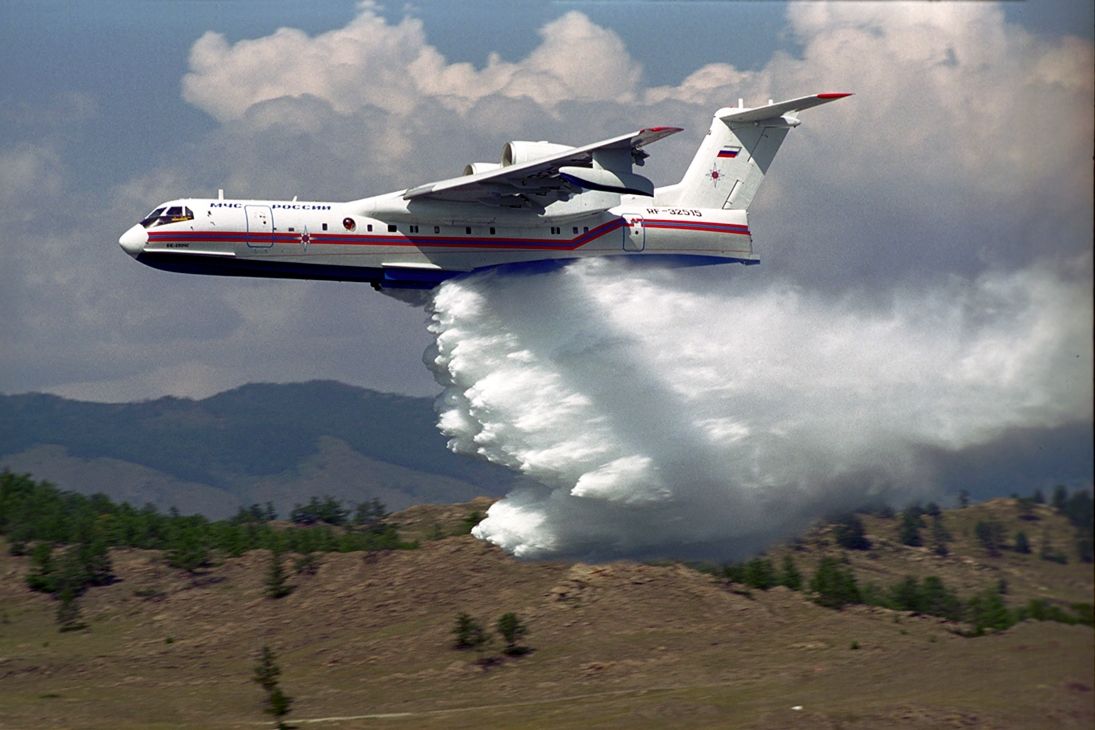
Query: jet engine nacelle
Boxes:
[
  {"xmin": 463, "ymin": 162, "xmax": 502, "ymax": 176},
  {"xmin": 501, "ymin": 141, "xmax": 573, "ymax": 167}
]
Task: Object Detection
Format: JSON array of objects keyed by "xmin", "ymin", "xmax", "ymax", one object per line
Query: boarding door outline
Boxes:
[
  {"xmin": 245, "ymin": 205, "xmax": 274, "ymax": 248},
  {"xmin": 623, "ymin": 215, "xmax": 645, "ymax": 252}
]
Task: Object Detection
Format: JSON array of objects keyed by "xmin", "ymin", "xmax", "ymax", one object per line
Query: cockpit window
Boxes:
[
  {"xmin": 139, "ymin": 207, "xmax": 165, "ymax": 228},
  {"xmin": 139, "ymin": 205, "xmax": 194, "ymax": 229}
]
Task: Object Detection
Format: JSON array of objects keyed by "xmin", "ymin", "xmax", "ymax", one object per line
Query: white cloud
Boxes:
[
  {"xmin": 0, "ymin": 144, "xmax": 63, "ymax": 212},
  {"xmin": 182, "ymin": 8, "xmax": 640, "ymax": 122}
]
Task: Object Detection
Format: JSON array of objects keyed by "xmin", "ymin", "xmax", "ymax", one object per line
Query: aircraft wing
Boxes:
[{"xmin": 402, "ymin": 126, "xmax": 682, "ymax": 209}]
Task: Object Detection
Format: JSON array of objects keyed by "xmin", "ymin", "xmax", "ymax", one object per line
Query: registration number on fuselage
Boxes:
[{"xmin": 645, "ymin": 208, "xmax": 702, "ymax": 217}]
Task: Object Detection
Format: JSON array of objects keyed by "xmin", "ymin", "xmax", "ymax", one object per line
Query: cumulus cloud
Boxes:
[
  {"xmin": 427, "ymin": 258, "xmax": 1091, "ymax": 559},
  {"xmin": 182, "ymin": 7, "xmax": 639, "ymax": 122}
]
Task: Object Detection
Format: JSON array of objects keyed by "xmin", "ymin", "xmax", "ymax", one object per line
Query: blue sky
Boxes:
[{"xmin": 0, "ymin": 0, "xmax": 1091, "ymax": 403}]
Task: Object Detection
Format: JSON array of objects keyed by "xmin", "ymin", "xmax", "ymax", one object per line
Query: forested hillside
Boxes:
[{"xmin": 0, "ymin": 473, "xmax": 1091, "ymax": 729}]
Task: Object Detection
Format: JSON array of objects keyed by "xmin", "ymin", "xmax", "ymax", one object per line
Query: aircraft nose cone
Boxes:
[{"xmin": 118, "ymin": 224, "xmax": 147, "ymax": 256}]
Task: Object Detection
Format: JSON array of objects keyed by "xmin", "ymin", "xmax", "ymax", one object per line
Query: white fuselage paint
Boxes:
[{"xmin": 120, "ymin": 194, "xmax": 755, "ymax": 289}]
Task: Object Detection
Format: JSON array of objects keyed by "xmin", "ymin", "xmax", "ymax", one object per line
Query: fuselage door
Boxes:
[
  {"xmin": 623, "ymin": 214, "xmax": 645, "ymax": 252},
  {"xmin": 245, "ymin": 205, "xmax": 273, "ymax": 248}
]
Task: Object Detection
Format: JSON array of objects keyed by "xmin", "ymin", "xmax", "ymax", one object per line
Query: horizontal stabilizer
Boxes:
[{"xmin": 717, "ymin": 93, "xmax": 852, "ymax": 124}]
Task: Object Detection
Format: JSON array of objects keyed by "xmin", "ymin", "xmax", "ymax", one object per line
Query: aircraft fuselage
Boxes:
[{"xmin": 119, "ymin": 194, "xmax": 756, "ymax": 289}]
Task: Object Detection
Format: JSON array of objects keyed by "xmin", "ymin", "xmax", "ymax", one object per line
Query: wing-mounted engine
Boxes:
[
  {"xmin": 501, "ymin": 141, "xmax": 573, "ymax": 167},
  {"xmin": 463, "ymin": 162, "xmax": 501, "ymax": 176}
]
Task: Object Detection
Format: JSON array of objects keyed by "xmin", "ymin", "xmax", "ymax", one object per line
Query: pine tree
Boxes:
[
  {"xmin": 496, "ymin": 612, "xmax": 529, "ymax": 656},
  {"xmin": 744, "ymin": 557, "xmax": 777, "ymax": 589},
  {"xmin": 975, "ymin": 520, "xmax": 1004, "ymax": 557},
  {"xmin": 931, "ymin": 515, "xmax": 950, "ymax": 557},
  {"xmin": 810, "ymin": 557, "xmax": 861, "ymax": 609},
  {"xmin": 1014, "ymin": 531, "xmax": 1031, "ymax": 554},
  {"xmin": 889, "ymin": 576, "xmax": 923, "ymax": 612},
  {"xmin": 26, "ymin": 542, "xmax": 58, "ymax": 593},
  {"xmin": 166, "ymin": 526, "xmax": 210, "ymax": 573},
  {"xmin": 253, "ymin": 645, "xmax": 293, "ymax": 729},
  {"xmin": 253, "ymin": 645, "xmax": 281, "ymax": 693},
  {"xmin": 56, "ymin": 585, "xmax": 86, "ymax": 632},
  {"xmin": 265, "ymin": 549, "xmax": 293, "ymax": 599},
  {"xmin": 79, "ymin": 538, "xmax": 114, "ymax": 586},
  {"xmin": 919, "ymin": 576, "xmax": 963, "ymax": 620},
  {"xmin": 452, "ymin": 612, "xmax": 487, "ymax": 650},
  {"xmin": 898, "ymin": 510, "xmax": 922, "ymax": 547},
  {"xmin": 833, "ymin": 514, "xmax": 871, "ymax": 550},
  {"xmin": 779, "ymin": 554, "xmax": 803, "ymax": 591},
  {"xmin": 266, "ymin": 686, "xmax": 293, "ymax": 729},
  {"xmin": 966, "ymin": 590, "xmax": 1015, "ymax": 635}
]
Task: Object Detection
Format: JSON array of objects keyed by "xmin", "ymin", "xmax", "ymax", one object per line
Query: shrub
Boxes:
[
  {"xmin": 833, "ymin": 514, "xmax": 871, "ymax": 551},
  {"xmin": 779, "ymin": 555, "xmax": 803, "ymax": 591},
  {"xmin": 898, "ymin": 511, "xmax": 923, "ymax": 547},
  {"xmin": 810, "ymin": 557, "xmax": 861, "ymax": 609},
  {"xmin": 452, "ymin": 613, "xmax": 488, "ymax": 651},
  {"xmin": 974, "ymin": 520, "xmax": 1005, "ymax": 557},
  {"xmin": 496, "ymin": 612, "xmax": 530, "ymax": 656}
]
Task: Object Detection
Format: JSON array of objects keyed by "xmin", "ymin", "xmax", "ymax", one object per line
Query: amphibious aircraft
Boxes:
[{"xmin": 119, "ymin": 93, "xmax": 849, "ymax": 290}]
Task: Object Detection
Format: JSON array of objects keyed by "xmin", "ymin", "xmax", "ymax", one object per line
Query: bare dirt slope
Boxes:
[{"xmin": 0, "ymin": 501, "xmax": 1092, "ymax": 729}]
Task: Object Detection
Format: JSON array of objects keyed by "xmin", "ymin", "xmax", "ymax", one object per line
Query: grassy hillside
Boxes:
[
  {"xmin": 0, "ymin": 381, "xmax": 515, "ymax": 516},
  {"xmin": 0, "ymin": 492, "xmax": 1091, "ymax": 729}
]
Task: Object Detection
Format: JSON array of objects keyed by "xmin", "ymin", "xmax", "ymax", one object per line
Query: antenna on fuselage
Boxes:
[{"xmin": 218, "ymin": 189, "xmax": 224, "ymax": 201}]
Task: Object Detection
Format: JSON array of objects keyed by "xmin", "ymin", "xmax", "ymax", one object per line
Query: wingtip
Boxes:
[{"xmin": 817, "ymin": 92, "xmax": 853, "ymax": 99}]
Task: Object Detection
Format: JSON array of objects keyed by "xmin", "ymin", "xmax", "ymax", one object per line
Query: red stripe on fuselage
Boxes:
[{"xmin": 146, "ymin": 216, "xmax": 749, "ymax": 250}]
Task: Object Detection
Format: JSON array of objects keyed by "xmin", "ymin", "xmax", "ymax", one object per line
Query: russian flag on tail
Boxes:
[{"xmin": 717, "ymin": 146, "xmax": 741, "ymax": 159}]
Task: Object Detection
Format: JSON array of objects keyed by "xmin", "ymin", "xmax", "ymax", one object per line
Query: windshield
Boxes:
[
  {"xmin": 139, "ymin": 205, "xmax": 194, "ymax": 229},
  {"xmin": 139, "ymin": 207, "xmax": 165, "ymax": 228}
]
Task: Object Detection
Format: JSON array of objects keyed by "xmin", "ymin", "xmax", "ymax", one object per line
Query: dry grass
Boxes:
[{"xmin": 0, "ymin": 499, "xmax": 1091, "ymax": 729}]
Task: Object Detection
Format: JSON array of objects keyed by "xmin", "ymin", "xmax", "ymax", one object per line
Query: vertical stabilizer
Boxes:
[{"xmin": 656, "ymin": 93, "xmax": 851, "ymax": 210}]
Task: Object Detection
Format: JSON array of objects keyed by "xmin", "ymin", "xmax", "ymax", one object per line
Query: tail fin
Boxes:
[{"xmin": 655, "ymin": 93, "xmax": 851, "ymax": 210}]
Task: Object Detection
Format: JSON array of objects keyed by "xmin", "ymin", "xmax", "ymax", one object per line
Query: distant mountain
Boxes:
[{"xmin": 0, "ymin": 381, "xmax": 515, "ymax": 517}]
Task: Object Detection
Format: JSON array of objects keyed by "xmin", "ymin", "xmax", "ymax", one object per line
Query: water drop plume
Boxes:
[{"xmin": 424, "ymin": 258, "xmax": 1092, "ymax": 560}]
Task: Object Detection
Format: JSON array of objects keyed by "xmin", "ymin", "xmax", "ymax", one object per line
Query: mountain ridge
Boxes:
[{"xmin": 0, "ymin": 380, "xmax": 514, "ymax": 517}]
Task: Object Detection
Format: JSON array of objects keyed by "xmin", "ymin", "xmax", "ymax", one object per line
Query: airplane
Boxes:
[{"xmin": 119, "ymin": 93, "xmax": 850, "ymax": 291}]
